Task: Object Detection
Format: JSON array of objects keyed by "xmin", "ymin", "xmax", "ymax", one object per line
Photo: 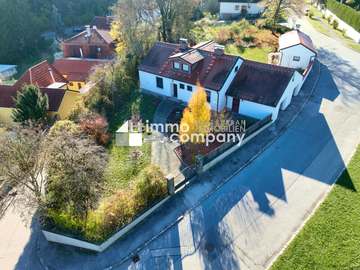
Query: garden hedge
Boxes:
[{"xmin": 326, "ymin": 0, "xmax": 360, "ymax": 32}]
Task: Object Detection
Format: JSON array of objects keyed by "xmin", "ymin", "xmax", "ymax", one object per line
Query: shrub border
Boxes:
[{"xmin": 42, "ymin": 196, "xmax": 171, "ymax": 252}]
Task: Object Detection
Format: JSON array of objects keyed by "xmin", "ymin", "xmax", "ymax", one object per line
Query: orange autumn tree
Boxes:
[{"xmin": 180, "ymin": 83, "xmax": 211, "ymax": 145}]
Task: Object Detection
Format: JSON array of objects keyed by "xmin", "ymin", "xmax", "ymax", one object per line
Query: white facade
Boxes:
[
  {"xmin": 139, "ymin": 58, "xmax": 242, "ymax": 112},
  {"xmin": 220, "ymin": 2, "xmax": 264, "ymax": 19},
  {"xmin": 280, "ymin": 45, "xmax": 316, "ymax": 70},
  {"xmin": 226, "ymin": 71, "xmax": 303, "ymax": 121},
  {"xmin": 0, "ymin": 65, "xmax": 17, "ymax": 80}
]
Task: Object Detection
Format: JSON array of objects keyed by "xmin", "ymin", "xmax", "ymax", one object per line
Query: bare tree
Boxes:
[
  {"xmin": 111, "ymin": 0, "xmax": 158, "ymax": 57},
  {"xmin": 0, "ymin": 126, "xmax": 48, "ymax": 213},
  {"xmin": 264, "ymin": 0, "xmax": 305, "ymax": 30}
]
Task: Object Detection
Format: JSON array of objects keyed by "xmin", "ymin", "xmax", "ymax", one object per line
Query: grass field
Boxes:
[
  {"xmin": 226, "ymin": 44, "xmax": 272, "ymax": 63},
  {"xmin": 272, "ymin": 145, "xmax": 360, "ymax": 269}
]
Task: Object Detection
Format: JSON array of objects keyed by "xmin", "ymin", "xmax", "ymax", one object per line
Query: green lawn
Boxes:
[
  {"xmin": 104, "ymin": 142, "xmax": 151, "ymax": 193},
  {"xmin": 226, "ymin": 44, "xmax": 272, "ymax": 63},
  {"xmin": 272, "ymin": 145, "xmax": 360, "ymax": 270}
]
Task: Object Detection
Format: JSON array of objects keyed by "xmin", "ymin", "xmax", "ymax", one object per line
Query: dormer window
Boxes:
[
  {"xmin": 174, "ymin": 62, "xmax": 180, "ymax": 70},
  {"xmin": 183, "ymin": 64, "xmax": 190, "ymax": 72}
]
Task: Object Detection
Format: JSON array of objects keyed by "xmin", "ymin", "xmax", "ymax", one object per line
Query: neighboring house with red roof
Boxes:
[
  {"xmin": 53, "ymin": 58, "xmax": 109, "ymax": 91},
  {"xmin": 279, "ymin": 30, "xmax": 317, "ymax": 70},
  {"xmin": 62, "ymin": 25, "xmax": 115, "ymax": 59},
  {"xmin": 139, "ymin": 39, "xmax": 306, "ymax": 121},
  {"xmin": 0, "ymin": 61, "xmax": 87, "ymax": 124}
]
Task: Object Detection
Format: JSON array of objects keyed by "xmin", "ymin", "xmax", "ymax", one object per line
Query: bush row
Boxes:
[
  {"xmin": 326, "ymin": 0, "xmax": 360, "ymax": 32},
  {"xmin": 45, "ymin": 165, "xmax": 168, "ymax": 243}
]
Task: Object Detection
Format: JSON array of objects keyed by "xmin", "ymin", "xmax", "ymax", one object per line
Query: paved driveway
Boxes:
[{"xmin": 114, "ymin": 18, "xmax": 360, "ymax": 270}]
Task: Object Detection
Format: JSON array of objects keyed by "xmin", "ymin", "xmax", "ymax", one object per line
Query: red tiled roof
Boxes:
[
  {"xmin": 64, "ymin": 28, "xmax": 114, "ymax": 45},
  {"xmin": 14, "ymin": 60, "xmax": 68, "ymax": 89},
  {"xmin": 53, "ymin": 58, "xmax": 108, "ymax": 82},
  {"xmin": 139, "ymin": 41, "xmax": 239, "ymax": 91},
  {"xmin": 0, "ymin": 85, "xmax": 65, "ymax": 111},
  {"xmin": 279, "ymin": 30, "xmax": 316, "ymax": 54},
  {"xmin": 226, "ymin": 60, "xmax": 295, "ymax": 107}
]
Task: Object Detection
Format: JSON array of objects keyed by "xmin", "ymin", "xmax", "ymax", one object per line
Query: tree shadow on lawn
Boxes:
[{"xmin": 14, "ymin": 50, "xmax": 360, "ymax": 270}]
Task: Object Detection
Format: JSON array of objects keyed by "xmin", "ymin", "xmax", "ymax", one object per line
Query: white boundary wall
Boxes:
[
  {"xmin": 43, "ymin": 196, "xmax": 170, "ymax": 252},
  {"xmin": 323, "ymin": 9, "xmax": 360, "ymax": 43}
]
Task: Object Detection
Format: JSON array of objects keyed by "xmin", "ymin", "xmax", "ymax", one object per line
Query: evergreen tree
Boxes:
[{"xmin": 12, "ymin": 85, "xmax": 49, "ymax": 124}]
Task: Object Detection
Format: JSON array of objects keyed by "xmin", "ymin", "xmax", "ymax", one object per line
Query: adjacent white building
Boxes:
[
  {"xmin": 219, "ymin": 0, "xmax": 265, "ymax": 20},
  {"xmin": 279, "ymin": 30, "xmax": 317, "ymax": 70},
  {"xmin": 139, "ymin": 37, "xmax": 310, "ymax": 122},
  {"xmin": 0, "ymin": 65, "xmax": 17, "ymax": 81}
]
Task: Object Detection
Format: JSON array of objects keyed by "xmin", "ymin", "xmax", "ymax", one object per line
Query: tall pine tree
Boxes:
[{"xmin": 12, "ymin": 85, "xmax": 49, "ymax": 125}]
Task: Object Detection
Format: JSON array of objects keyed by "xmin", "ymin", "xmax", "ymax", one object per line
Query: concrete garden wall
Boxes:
[{"xmin": 43, "ymin": 196, "xmax": 171, "ymax": 252}]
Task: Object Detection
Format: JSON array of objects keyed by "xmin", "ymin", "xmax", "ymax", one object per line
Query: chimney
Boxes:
[
  {"xmin": 179, "ymin": 38, "xmax": 189, "ymax": 51},
  {"xmin": 85, "ymin": 25, "xmax": 91, "ymax": 37},
  {"xmin": 214, "ymin": 45, "xmax": 225, "ymax": 56}
]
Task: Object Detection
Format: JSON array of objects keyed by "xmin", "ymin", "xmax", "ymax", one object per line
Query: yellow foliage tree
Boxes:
[{"xmin": 180, "ymin": 83, "xmax": 211, "ymax": 144}]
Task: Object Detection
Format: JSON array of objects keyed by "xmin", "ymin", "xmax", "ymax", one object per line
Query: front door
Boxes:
[
  {"xmin": 173, "ymin": 84, "xmax": 178, "ymax": 98},
  {"xmin": 232, "ymin": 98, "xmax": 240, "ymax": 113}
]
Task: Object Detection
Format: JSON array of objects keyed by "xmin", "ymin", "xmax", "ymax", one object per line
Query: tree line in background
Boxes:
[{"xmin": 0, "ymin": 0, "xmax": 115, "ymax": 63}]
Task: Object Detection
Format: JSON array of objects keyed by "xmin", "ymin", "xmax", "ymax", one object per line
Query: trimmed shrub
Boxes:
[
  {"xmin": 333, "ymin": 19, "xmax": 339, "ymax": 29},
  {"xmin": 326, "ymin": 0, "xmax": 360, "ymax": 32},
  {"xmin": 48, "ymin": 120, "xmax": 80, "ymax": 138},
  {"xmin": 133, "ymin": 165, "xmax": 168, "ymax": 210}
]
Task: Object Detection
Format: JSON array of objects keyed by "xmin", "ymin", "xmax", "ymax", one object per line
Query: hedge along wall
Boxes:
[{"xmin": 326, "ymin": 0, "xmax": 360, "ymax": 32}]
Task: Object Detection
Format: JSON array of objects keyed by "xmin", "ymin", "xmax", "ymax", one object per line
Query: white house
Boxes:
[
  {"xmin": 219, "ymin": 0, "xmax": 265, "ymax": 20},
  {"xmin": 279, "ymin": 30, "xmax": 317, "ymax": 70},
  {"xmin": 226, "ymin": 61, "xmax": 304, "ymax": 120},
  {"xmin": 139, "ymin": 40, "xmax": 243, "ymax": 112},
  {"xmin": 0, "ymin": 65, "xmax": 17, "ymax": 81},
  {"xmin": 139, "ymin": 38, "xmax": 305, "ymax": 122}
]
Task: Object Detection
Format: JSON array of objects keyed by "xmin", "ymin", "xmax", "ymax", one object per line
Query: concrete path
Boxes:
[
  {"xmin": 113, "ymin": 17, "xmax": 360, "ymax": 270},
  {"xmin": 151, "ymin": 99, "xmax": 185, "ymax": 178}
]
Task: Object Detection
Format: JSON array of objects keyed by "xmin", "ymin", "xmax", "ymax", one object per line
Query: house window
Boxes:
[
  {"xmin": 78, "ymin": 83, "xmax": 82, "ymax": 89},
  {"xmin": 235, "ymin": 5, "xmax": 240, "ymax": 11},
  {"xmin": 156, "ymin": 77, "xmax": 164, "ymax": 89},
  {"xmin": 293, "ymin": 56, "xmax": 301, "ymax": 62},
  {"xmin": 183, "ymin": 64, "xmax": 190, "ymax": 72},
  {"xmin": 206, "ymin": 91, "xmax": 211, "ymax": 103},
  {"xmin": 180, "ymin": 83, "xmax": 185, "ymax": 89},
  {"xmin": 187, "ymin": 85, "xmax": 193, "ymax": 92},
  {"xmin": 173, "ymin": 62, "xmax": 180, "ymax": 70}
]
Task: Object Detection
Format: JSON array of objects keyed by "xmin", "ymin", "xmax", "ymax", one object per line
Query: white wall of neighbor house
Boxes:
[
  {"xmin": 220, "ymin": 2, "xmax": 264, "ymax": 15},
  {"xmin": 280, "ymin": 45, "xmax": 316, "ymax": 70}
]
